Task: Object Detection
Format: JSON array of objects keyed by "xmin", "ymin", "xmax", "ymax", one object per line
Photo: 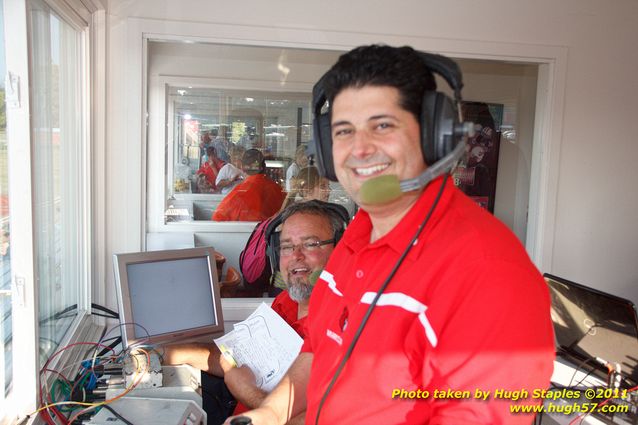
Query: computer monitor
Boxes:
[
  {"xmin": 544, "ymin": 273, "xmax": 638, "ymax": 387},
  {"xmin": 113, "ymin": 246, "xmax": 224, "ymax": 348}
]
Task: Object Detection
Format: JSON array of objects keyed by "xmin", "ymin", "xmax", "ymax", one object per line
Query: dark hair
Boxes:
[
  {"xmin": 242, "ymin": 148, "xmax": 265, "ymax": 173},
  {"xmin": 278, "ymin": 200, "xmax": 348, "ymax": 237},
  {"xmin": 322, "ymin": 44, "xmax": 436, "ymax": 120},
  {"xmin": 205, "ymin": 146, "xmax": 217, "ymax": 158}
]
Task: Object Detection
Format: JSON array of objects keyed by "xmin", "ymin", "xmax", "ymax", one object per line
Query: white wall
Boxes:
[{"xmin": 105, "ymin": 0, "xmax": 638, "ymax": 306}]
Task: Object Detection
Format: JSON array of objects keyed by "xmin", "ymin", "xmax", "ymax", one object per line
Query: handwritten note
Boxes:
[{"xmin": 214, "ymin": 303, "xmax": 303, "ymax": 392}]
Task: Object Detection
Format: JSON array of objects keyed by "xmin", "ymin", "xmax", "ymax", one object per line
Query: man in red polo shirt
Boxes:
[
  {"xmin": 230, "ymin": 45, "xmax": 555, "ymax": 425},
  {"xmin": 212, "ymin": 149, "xmax": 285, "ymax": 221},
  {"xmin": 196, "ymin": 146, "xmax": 226, "ymax": 192},
  {"xmin": 165, "ymin": 200, "xmax": 348, "ymax": 424}
]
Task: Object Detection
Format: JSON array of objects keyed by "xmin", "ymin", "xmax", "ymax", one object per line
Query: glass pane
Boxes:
[
  {"xmin": 30, "ymin": 0, "xmax": 83, "ymax": 366},
  {"xmin": 453, "ymin": 101, "xmax": 506, "ymax": 213},
  {"xmin": 451, "ymin": 60, "xmax": 538, "ymax": 244},
  {"xmin": 164, "ymin": 86, "xmax": 356, "ymax": 223},
  {"xmin": 0, "ymin": 0, "xmax": 12, "ymax": 403}
]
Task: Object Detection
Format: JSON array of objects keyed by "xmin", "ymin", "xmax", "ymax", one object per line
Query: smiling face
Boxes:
[
  {"xmin": 331, "ymin": 86, "xmax": 427, "ymax": 211},
  {"xmin": 278, "ymin": 212, "xmax": 335, "ymax": 302}
]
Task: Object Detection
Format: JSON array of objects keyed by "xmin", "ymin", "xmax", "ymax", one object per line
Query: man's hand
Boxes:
[
  {"xmin": 219, "ymin": 351, "xmax": 237, "ymax": 373},
  {"xmin": 224, "ymin": 353, "xmax": 312, "ymax": 425},
  {"xmin": 224, "ymin": 365, "xmax": 257, "ymax": 388},
  {"xmin": 223, "ymin": 364, "xmax": 268, "ymax": 409}
]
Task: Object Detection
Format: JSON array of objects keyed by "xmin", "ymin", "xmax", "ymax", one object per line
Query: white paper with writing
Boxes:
[{"xmin": 214, "ymin": 302, "xmax": 303, "ymax": 391}]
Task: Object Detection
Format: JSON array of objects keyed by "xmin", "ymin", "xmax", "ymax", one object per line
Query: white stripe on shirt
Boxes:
[
  {"xmin": 320, "ymin": 270, "xmax": 343, "ymax": 297},
  {"xmin": 360, "ymin": 292, "xmax": 438, "ymax": 347}
]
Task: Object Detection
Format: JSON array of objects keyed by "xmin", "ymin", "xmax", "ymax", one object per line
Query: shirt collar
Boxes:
[
  {"xmin": 244, "ymin": 173, "xmax": 266, "ymax": 183},
  {"xmin": 342, "ymin": 175, "xmax": 455, "ymax": 259}
]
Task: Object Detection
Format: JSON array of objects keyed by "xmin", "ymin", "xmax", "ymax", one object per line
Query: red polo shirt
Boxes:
[
  {"xmin": 197, "ymin": 158, "xmax": 226, "ymax": 190},
  {"xmin": 301, "ymin": 176, "xmax": 555, "ymax": 424},
  {"xmin": 271, "ymin": 290, "xmax": 307, "ymax": 338}
]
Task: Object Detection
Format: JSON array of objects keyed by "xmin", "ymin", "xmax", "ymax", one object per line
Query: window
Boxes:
[
  {"xmin": 29, "ymin": 0, "xmax": 89, "ymax": 366},
  {"xmin": 165, "ymin": 86, "xmax": 340, "ymax": 222},
  {"xmin": 1, "ymin": 0, "xmax": 95, "ymax": 421},
  {"xmin": 0, "ymin": 0, "xmax": 11, "ymax": 405},
  {"xmin": 146, "ymin": 43, "xmax": 355, "ymax": 231}
]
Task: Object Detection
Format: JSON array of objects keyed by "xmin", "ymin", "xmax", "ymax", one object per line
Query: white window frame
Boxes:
[{"xmin": 1, "ymin": 0, "xmax": 106, "ymax": 423}]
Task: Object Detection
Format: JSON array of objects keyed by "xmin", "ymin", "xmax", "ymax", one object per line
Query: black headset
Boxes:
[
  {"xmin": 264, "ymin": 200, "xmax": 350, "ymax": 274},
  {"xmin": 311, "ymin": 51, "xmax": 466, "ymax": 181}
]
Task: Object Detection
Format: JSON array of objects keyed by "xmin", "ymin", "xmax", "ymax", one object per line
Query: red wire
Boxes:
[
  {"xmin": 38, "ymin": 341, "xmax": 116, "ymax": 425},
  {"xmin": 568, "ymin": 384, "xmax": 638, "ymax": 425}
]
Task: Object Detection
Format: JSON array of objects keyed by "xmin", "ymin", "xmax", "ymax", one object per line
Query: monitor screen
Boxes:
[
  {"xmin": 545, "ymin": 274, "xmax": 638, "ymax": 387},
  {"xmin": 113, "ymin": 246, "xmax": 224, "ymax": 348}
]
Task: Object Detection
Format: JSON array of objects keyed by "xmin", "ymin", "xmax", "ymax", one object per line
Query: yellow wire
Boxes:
[
  {"xmin": 66, "ymin": 348, "xmax": 152, "ymax": 423},
  {"xmin": 29, "ymin": 348, "xmax": 152, "ymax": 422}
]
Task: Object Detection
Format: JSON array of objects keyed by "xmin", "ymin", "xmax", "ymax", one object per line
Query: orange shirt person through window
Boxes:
[{"xmin": 212, "ymin": 149, "xmax": 285, "ymax": 221}]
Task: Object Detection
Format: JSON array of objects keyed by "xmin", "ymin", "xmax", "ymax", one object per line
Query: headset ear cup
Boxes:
[
  {"xmin": 265, "ymin": 213, "xmax": 286, "ymax": 274},
  {"xmin": 312, "ymin": 77, "xmax": 338, "ymax": 182},
  {"xmin": 314, "ymin": 112, "xmax": 336, "ymax": 181},
  {"xmin": 421, "ymin": 91, "xmax": 437, "ymax": 164},
  {"xmin": 267, "ymin": 232, "xmax": 280, "ymax": 274},
  {"xmin": 421, "ymin": 91, "xmax": 460, "ymax": 164}
]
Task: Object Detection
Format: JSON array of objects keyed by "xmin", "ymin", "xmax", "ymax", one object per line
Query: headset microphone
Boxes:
[
  {"xmin": 359, "ymin": 124, "xmax": 474, "ymax": 205},
  {"xmin": 309, "ymin": 269, "xmax": 322, "ymax": 286}
]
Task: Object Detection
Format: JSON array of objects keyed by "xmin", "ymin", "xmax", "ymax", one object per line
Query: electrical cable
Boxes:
[
  {"xmin": 568, "ymin": 378, "xmax": 638, "ymax": 425},
  {"xmin": 90, "ymin": 303, "xmax": 119, "ymax": 319},
  {"xmin": 38, "ymin": 303, "xmax": 118, "ymax": 325},
  {"xmin": 95, "ymin": 337, "xmax": 122, "ymax": 359},
  {"xmin": 90, "ymin": 311, "xmax": 120, "ymax": 319},
  {"xmin": 100, "ymin": 404, "xmax": 134, "ymax": 425},
  {"xmin": 32, "ymin": 342, "xmax": 119, "ymax": 425},
  {"xmin": 66, "ymin": 348, "xmax": 151, "ymax": 424},
  {"xmin": 314, "ymin": 174, "xmax": 449, "ymax": 425},
  {"xmin": 567, "ymin": 357, "xmax": 595, "ymax": 388},
  {"xmin": 572, "ymin": 366, "xmax": 599, "ymax": 389}
]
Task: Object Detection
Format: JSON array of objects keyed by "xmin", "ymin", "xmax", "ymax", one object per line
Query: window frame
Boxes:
[{"xmin": 1, "ymin": 0, "xmax": 105, "ymax": 422}]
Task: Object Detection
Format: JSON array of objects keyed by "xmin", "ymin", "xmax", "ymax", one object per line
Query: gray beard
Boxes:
[{"xmin": 287, "ymin": 277, "xmax": 313, "ymax": 303}]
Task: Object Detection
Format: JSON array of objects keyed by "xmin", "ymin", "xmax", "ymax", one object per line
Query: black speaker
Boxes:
[
  {"xmin": 312, "ymin": 51, "xmax": 465, "ymax": 181},
  {"xmin": 265, "ymin": 200, "xmax": 350, "ymax": 274}
]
